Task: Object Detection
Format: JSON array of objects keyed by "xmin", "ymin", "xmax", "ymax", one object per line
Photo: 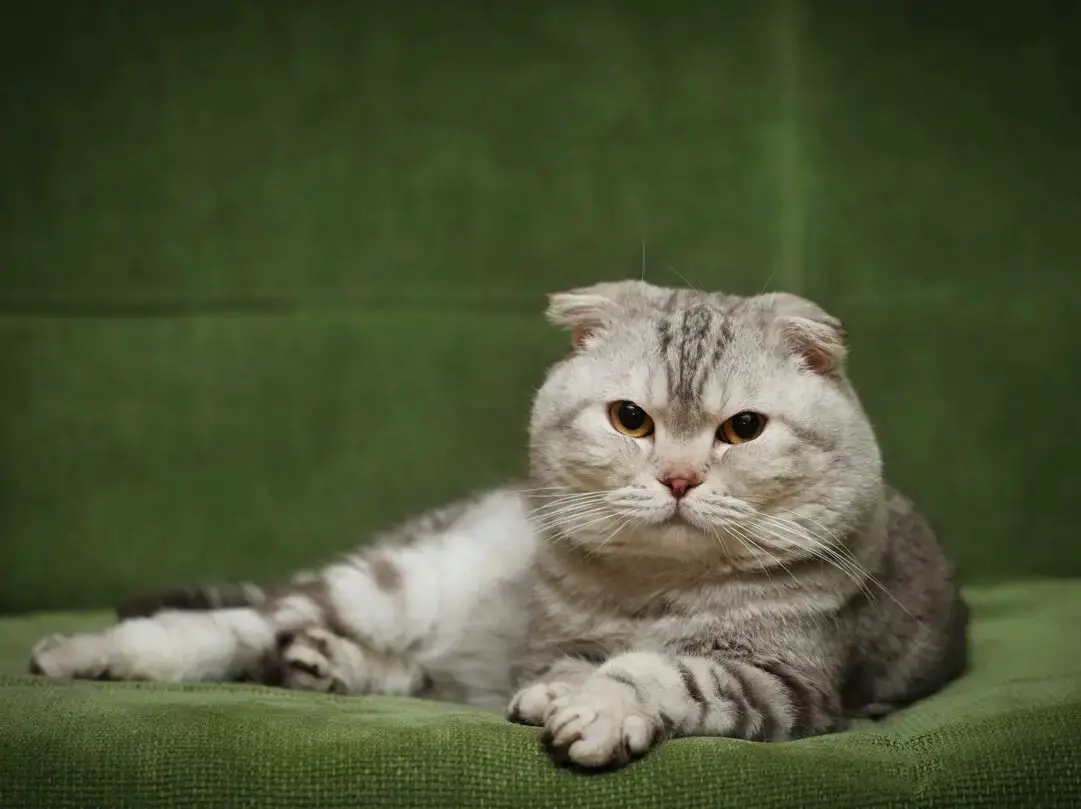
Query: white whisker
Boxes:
[
  {"xmin": 528, "ymin": 497, "xmax": 611, "ymax": 519},
  {"xmin": 748, "ymin": 514, "xmax": 870, "ymax": 591},
  {"xmin": 724, "ymin": 524, "xmax": 778, "ymax": 588},
  {"xmin": 748, "ymin": 513, "xmax": 920, "ymax": 624},
  {"xmin": 709, "ymin": 526, "xmax": 733, "ymax": 568},
  {"xmin": 532, "ymin": 506, "xmax": 613, "ymax": 533},
  {"xmin": 586, "ymin": 516, "xmax": 633, "ymax": 559},
  {"xmin": 529, "ymin": 496, "xmax": 609, "ymax": 513},
  {"xmin": 562, "ymin": 512, "xmax": 618, "ymax": 538}
]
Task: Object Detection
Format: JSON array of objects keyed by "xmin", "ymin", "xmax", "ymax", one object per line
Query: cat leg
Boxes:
[
  {"xmin": 265, "ymin": 490, "xmax": 535, "ymax": 699},
  {"xmin": 27, "ymin": 581, "xmax": 408, "ymax": 687},
  {"xmin": 28, "ymin": 577, "xmax": 338, "ymax": 682},
  {"xmin": 29, "ymin": 607, "xmax": 283, "ymax": 683},
  {"xmin": 531, "ymin": 651, "xmax": 843, "ymax": 769},
  {"xmin": 30, "ymin": 490, "xmax": 534, "ymax": 692},
  {"xmin": 27, "ymin": 594, "xmax": 424, "ymax": 692}
]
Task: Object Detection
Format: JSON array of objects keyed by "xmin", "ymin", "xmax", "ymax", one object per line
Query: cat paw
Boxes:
[
  {"xmin": 541, "ymin": 681, "xmax": 660, "ymax": 768},
  {"xmin": 278, "ymin": 628, "xmax": 351, "ymax": 694},
  {"xmin": 29, "ymin": 633, "xmax": 110, "ymax": 680},
  {"xmin": 506, "ymin": 680, "xmax": 573, "ymax": 726}
]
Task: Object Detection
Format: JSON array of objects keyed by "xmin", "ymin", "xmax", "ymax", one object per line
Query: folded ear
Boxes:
[
  {"xmin": 780, "ymin": 315, "xmax": 847, "ymax": 374},
  {"xmin": 545, "ymin": 280, "xmax": 666, "ymax": 350},
  {"xmin": 545, "ymin": 291, "xmax": 620, "ymax": 350},
  {"xmin": 759, "ymin": 292, "xmax": 847, "ymax": 375}
]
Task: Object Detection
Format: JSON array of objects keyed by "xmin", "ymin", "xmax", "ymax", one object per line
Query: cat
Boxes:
[{"xmin": 29, "ymin": 280, "xmax": 968, "ymax": 770}]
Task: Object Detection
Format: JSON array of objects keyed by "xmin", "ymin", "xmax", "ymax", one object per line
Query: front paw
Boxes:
[
  {"xmin": 542, "ymin": 681, "xmax": 661, "ymax": 769},
  {"xmin": 506, "ymin": 680, "xmax": 573, "ymax": 726}
]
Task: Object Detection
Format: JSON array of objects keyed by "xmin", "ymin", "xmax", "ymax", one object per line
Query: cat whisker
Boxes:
[
  {"xmin": 532, "ymin": 506, "xmax": 614, "ymax": 534},
  {"xmin": 585, "ymin": 516, "xmax": 633, "ymax": 559},
  {"xmin": 517, "ymin": 486, "xmax": 615, "ymax": 505},
  {"xmin": 667, "ymin": 266, "xmax": 702, "ymax": 292},
  {"xmin": 726, "ymin": 523, "xmax": 830, "ymax": 633},
  {"xmin": 708, "ymin": 527, "xmax": 733, "ymax": 567},
  {"xmin": 528, "ymin": 494, "xmax": 612, "ymax": 518},
  {"xmin": 749, "ymin": 514, "xmax": 920, "ymax": 624},
  {"xmin": 723, "ymin": 524, "xmax": 779, "ymax": 588},
  {"xmin": 525, "ymin": 490, "xmax": 611, "ymax": 500},
  {"xmin": 528, "ymin": 499, "xmax": 609, "ymax": 512},
  {"xmin": 756, "ymin": 265, "xmax": 778, "ymax": 295},
  {"xmin": 526, "ymin": 492, "xmax": 611, "ymax": 507},
  {"xmin": 756, "ymin": 514, "xmax": 878, "ymax": 589},
  {"xmin": 746, "ymin": 514, "xmax": 871, "ymax": 592},
  {"xmin": 529, "ymin": 496, "xmax": 609, "ymax": 513},
  {"xmin": 555, "ymin": 512, "xmax": 619, "ymax": 542},
  {"xmin": 528, "ymin": 495, "xmax": 612, "ymax": 518},
  {"xmin": 769, "ymin": 510, "xmax": 907, "ymax": 606},
  {"xmin": 531, "ymin": 501, "xmax": 615, "ymax": 526}
]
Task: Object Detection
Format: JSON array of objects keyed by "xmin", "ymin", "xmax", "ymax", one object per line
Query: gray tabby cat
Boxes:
[{"xmin": 30, "ymin": 281, "xmax": 968, "ymax": 769}]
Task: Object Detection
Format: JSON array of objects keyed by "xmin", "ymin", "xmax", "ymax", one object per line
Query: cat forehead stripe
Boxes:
[{"xmin": 657, "ymin": 300, "xmax": 735, "ymax": 404}]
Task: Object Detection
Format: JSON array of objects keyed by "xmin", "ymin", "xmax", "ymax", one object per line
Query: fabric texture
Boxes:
[
  {"xmin": 3, "ymin": 1, "xmax": 1081, "ymax": 807},
  {"xmin": 2, "ymin": 580, "xmax": 1080, "ymax": 808}
]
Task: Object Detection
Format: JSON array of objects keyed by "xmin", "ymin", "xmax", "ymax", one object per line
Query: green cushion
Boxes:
[{"xmin": 1, "ymin": 580, "xmax": 1078, "ymax": 808}]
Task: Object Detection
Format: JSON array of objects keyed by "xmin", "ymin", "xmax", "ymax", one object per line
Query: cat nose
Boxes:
[{"xmin": 659, "ymin": 474, "xmax": 701, "ymax": 500}]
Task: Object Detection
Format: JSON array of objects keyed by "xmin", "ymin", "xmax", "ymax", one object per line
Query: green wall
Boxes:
[{"xmin": 2, "ymin": 0, "xmax": 1079, "ymax": 612}]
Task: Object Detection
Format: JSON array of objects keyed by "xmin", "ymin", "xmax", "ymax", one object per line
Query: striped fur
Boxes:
[{"xmin": 29, "ymin": 281, "xmax": 968, "ymax": 770}]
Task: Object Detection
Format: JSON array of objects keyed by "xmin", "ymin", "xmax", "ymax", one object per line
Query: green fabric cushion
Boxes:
[{"xmin": 1, "ymin": 580, "xmax": 1079, "ymax": 808}]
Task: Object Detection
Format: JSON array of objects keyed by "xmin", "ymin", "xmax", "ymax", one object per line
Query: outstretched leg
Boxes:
[
  {"xmin": 29, "ymin": 489, "xmax": 536, "ymax": 699},
  {"xmin": 30, "ymin": 606, "xmax": 280, "ymax": 683}
]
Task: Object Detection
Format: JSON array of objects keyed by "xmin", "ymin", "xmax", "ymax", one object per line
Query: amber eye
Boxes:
[
  {"xmin": 608, "ymin": 401, "xmax": 655, "ymax": 438},
  {"xmin": 717, "ymin": 411, "xmax": 767, "ymax": 444}
]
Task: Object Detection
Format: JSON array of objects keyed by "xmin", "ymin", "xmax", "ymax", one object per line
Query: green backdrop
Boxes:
[{"xmin": 2, "ymin": 0, "xmax": 1080, "ymax": 614}]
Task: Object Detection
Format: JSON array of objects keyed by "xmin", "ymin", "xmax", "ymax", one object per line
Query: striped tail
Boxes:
[{"xmin": 115, "ymin": 581, "xmax": 274, "ymax": 620}]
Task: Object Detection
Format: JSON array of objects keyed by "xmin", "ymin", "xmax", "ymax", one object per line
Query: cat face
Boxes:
[{"xmin": 529, "ymin": 281, "xmax": 882, "ymax": 566}]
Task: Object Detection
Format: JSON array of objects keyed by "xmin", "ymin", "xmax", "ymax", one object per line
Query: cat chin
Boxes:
[
  {"xmin": 651, "ymin": 521, "xmax": 713, "ymax": 546},
  {"xmin": 559, "ymin": 514, "xmax": 715, "ymax": 557},
  {"xmin": 629, "ymin": 519, "xmax": 721, "ymax": 555}
]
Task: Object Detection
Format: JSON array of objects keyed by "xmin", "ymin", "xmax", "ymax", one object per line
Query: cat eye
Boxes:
[
  {"xmin": 608, "ymin": 401, "xmax": 655, "ymax": 438},
  {"xmin": 717, "ymin": 411, "xmax": 767, "ymax": 444}
]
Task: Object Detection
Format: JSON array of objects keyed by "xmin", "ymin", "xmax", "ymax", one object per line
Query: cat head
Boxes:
[{"xmin": 528, "ymin": 280, "xmax": 882, "ymax": 567}]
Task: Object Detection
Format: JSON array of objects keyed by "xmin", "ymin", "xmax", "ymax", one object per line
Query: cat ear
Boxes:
[
  {"xmin": 759, "ymin": 292, "xmax": 847, "ymax": 375},
  {"xmin": 546, "ymin": 281, "xmax": 662, "ymax": 349},
  {"xmin": 779, "ymin": 315, "xmax": 847, "ymax": 374},
  {"xmin": 545, "ymin": 292, "xmax": 619, "ymax": 350}
]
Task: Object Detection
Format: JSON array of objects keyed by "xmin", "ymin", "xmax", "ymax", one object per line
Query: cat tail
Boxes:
[{"xmin": 115, "ymin": 580, "xmax": 276, "ymax": 620}]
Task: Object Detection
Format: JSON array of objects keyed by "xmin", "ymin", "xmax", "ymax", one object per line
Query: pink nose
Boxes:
[{"xmin": 659, "ymin": 475, "xmax": 701, "ymax": 500}]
